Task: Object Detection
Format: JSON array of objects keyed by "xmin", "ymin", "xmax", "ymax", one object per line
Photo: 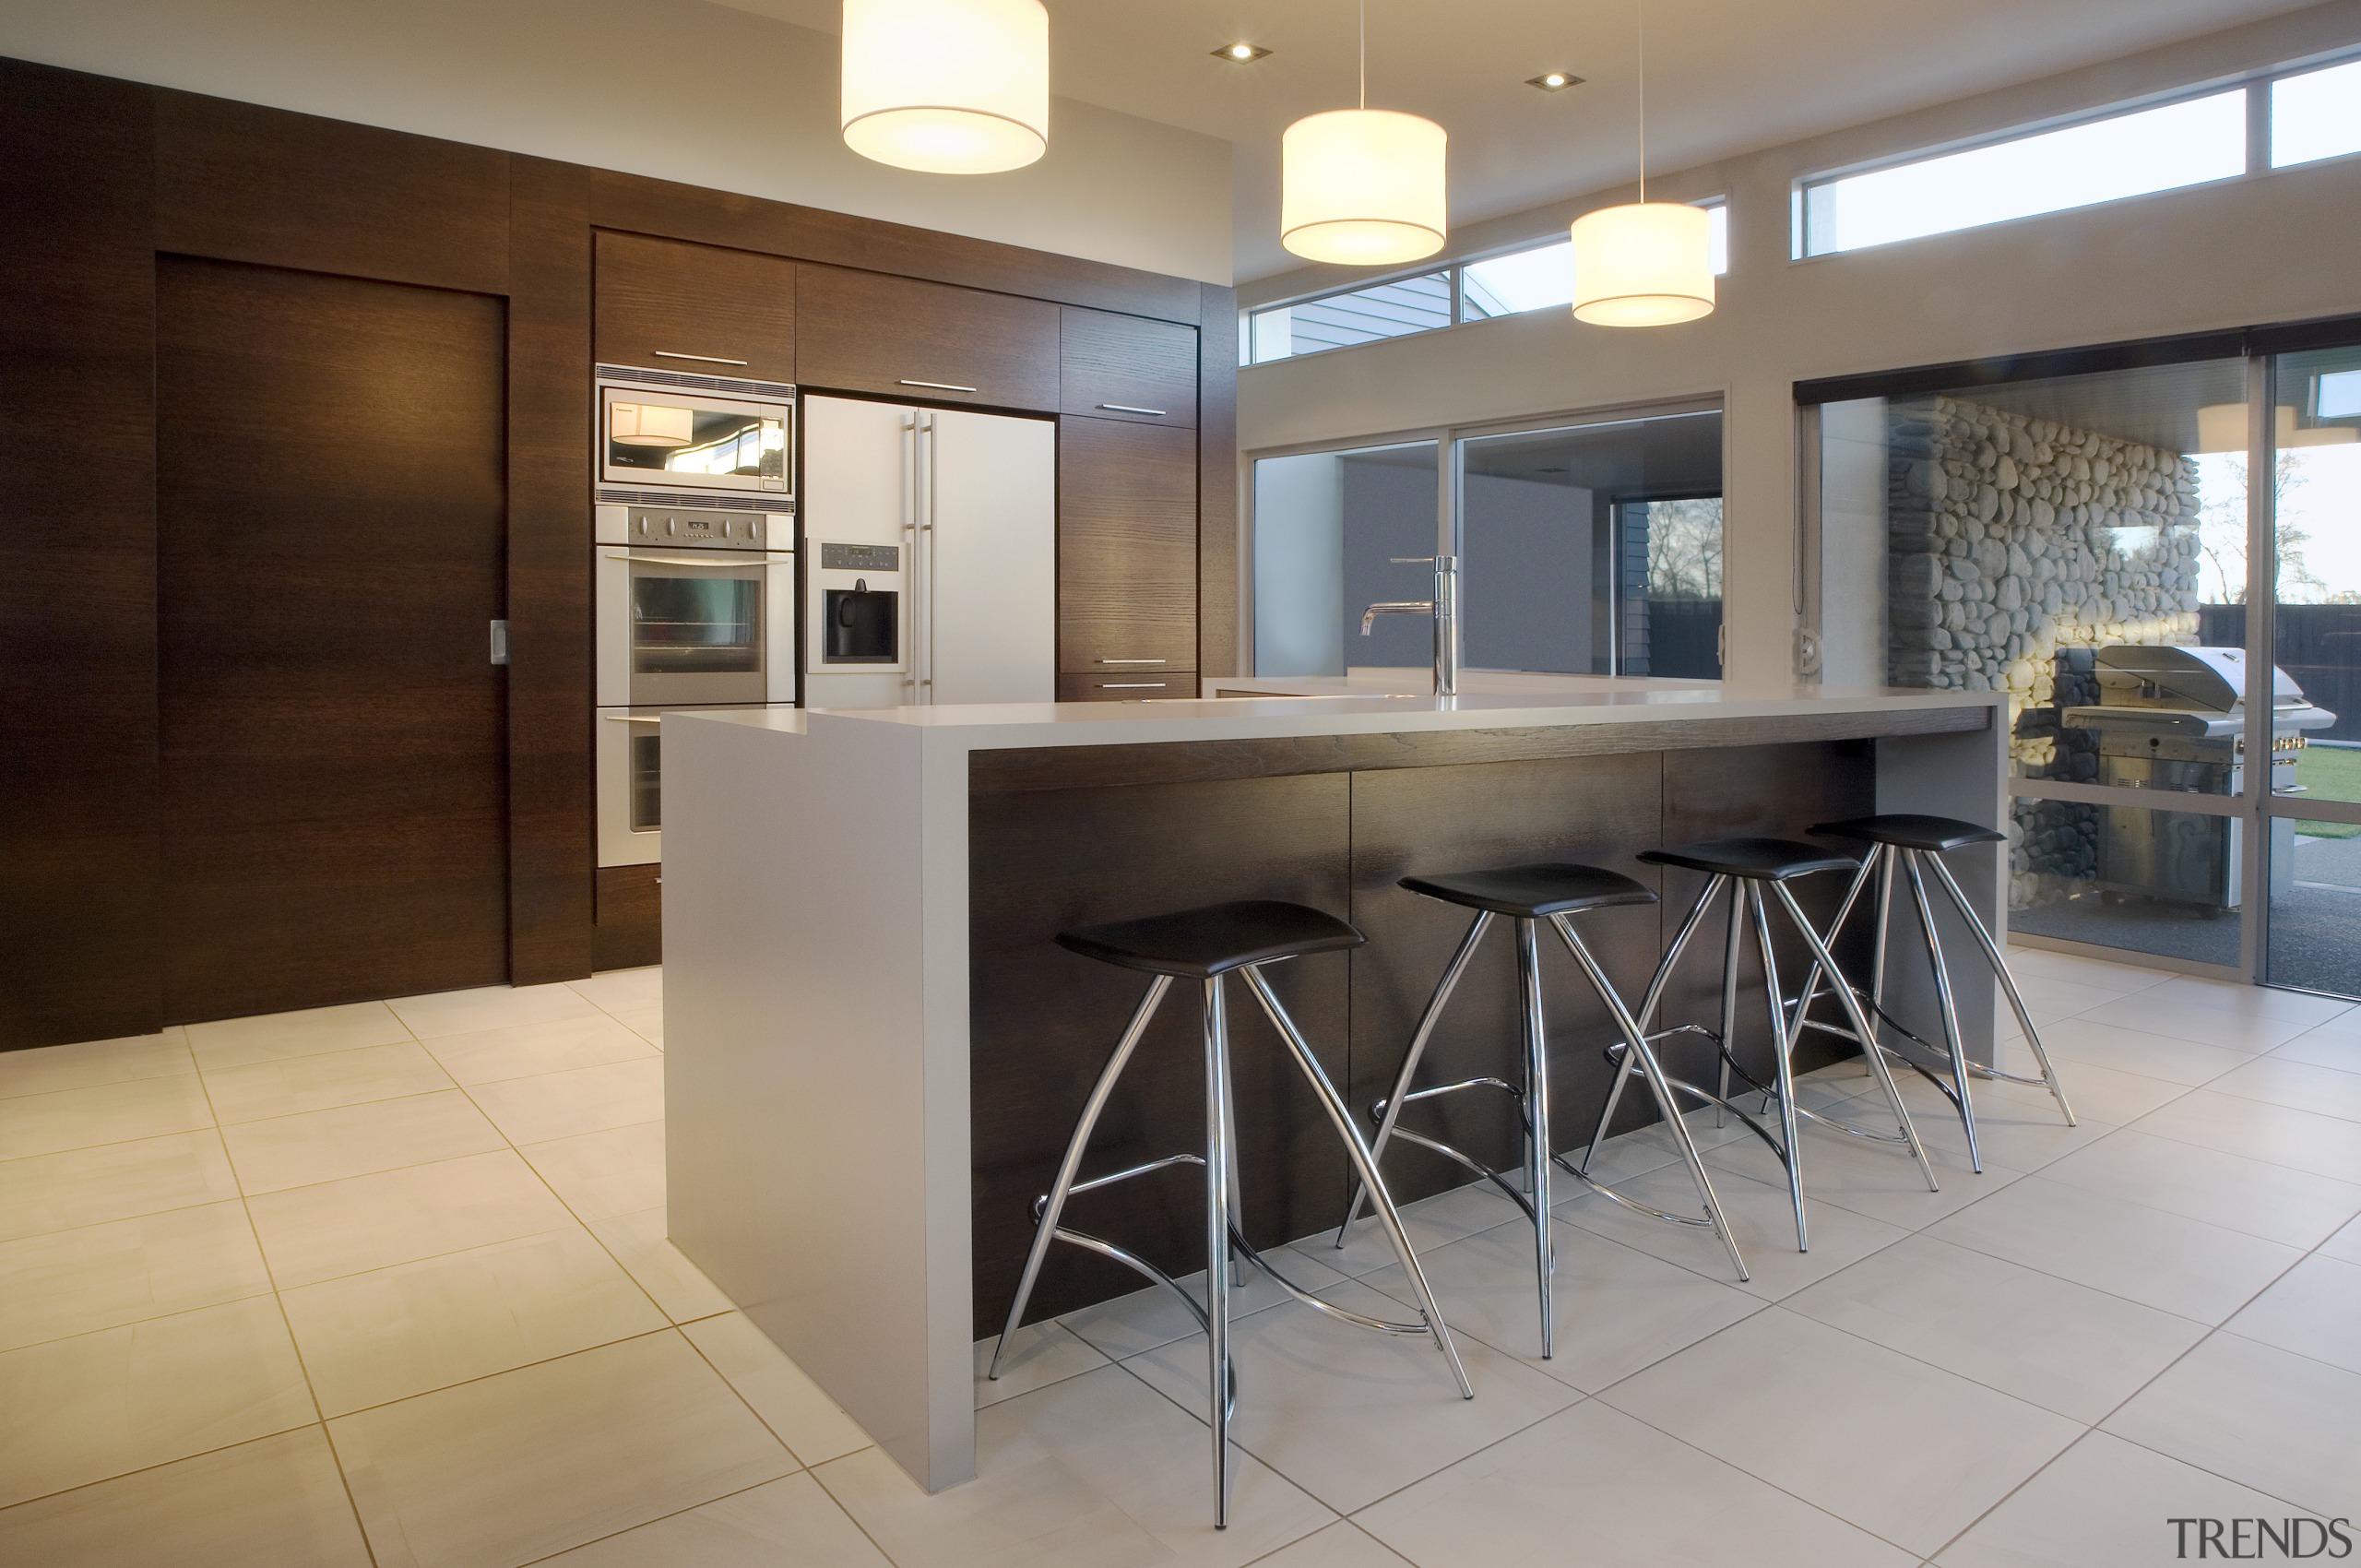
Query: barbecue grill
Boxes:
[{"xmin": 2058, "ymin": 645, "xmax": 2335, "ymax": 910}]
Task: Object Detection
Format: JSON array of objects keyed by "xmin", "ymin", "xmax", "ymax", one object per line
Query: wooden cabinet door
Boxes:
[
  {"xmin": 1061, "ymin": 308, "xmax": 1197, "ymax": 427},
  {"xmin": 1058, "ymin": 417, "xmax": 1198, "ymax": 673},
  {"xmin": 797, "ymin": 264, "xmax": 1059, "ymax": 411},
  {"xmin": 594, "ymin": 231, "xmax": 796, "ymax": 381}
]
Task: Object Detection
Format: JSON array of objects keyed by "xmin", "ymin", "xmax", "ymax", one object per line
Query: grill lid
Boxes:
[{"xmin": 2059, "ymin": 645, "xmax": 2334, "ymax": 737}]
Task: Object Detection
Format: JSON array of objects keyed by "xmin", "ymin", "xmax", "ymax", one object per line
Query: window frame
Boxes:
[{"xmin": 1792, "ymin": 45, "xmax": 2361, "ymax": 260}]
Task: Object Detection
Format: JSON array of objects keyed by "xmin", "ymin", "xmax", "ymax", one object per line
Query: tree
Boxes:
[
  {"xmin": 2197, "ymin": 452, "xmax": 2330, "ymax": 603},
  {"xmin": 1645, "ymin": 497, "xmax": 1723, "ymax": 599}
]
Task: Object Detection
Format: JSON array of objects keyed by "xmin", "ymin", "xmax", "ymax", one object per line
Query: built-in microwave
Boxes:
[
  {"xmin": 596, "ymin": 505, "xmax": 794, "ymax": 708},
  {"xmin": 595, "ymin": 363, "xmax": 794, "ymax": 505}
]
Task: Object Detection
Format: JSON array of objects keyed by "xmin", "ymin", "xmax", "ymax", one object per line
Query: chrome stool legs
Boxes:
[
  {"xmin": 987, "ymin": 964, "xmax": 1471, "ymax": 1527},
  {"xmin": 1788, "ymin": 843, "xmax": 2077, "ymax": 1174},
  {"xmin": 1581, "ymin": 872, "xmax": 1940, "ymax": 1253},
  {"xmin": 1339, "ymin": 906, "xmax": 1750, "ymax": 1353}
]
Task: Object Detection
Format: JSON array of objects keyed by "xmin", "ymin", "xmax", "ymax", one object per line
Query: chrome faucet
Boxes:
[{"xmin": 1361, "ymin": 554, "xmax": 1461, "ymax": 696}]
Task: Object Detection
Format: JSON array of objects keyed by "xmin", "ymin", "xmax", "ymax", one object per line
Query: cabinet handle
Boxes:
[
  {"xmin": 1097, "ymin": 658, "xmax": 1167, "ymax": 665},
  {"xmin": 899, "ymin": 378, "xmax": 979, "ymax": 393},
  {"xmin": 1098, "ymin": 403, "xmax": 1168, "ymax": 417},
  {"xmin": 1099, "ymin": 682, "xmax": 1169, "ymax": 690},
  {"xmin": 652, "ymin": 350, "xmax": 751, "ymax": 366}
]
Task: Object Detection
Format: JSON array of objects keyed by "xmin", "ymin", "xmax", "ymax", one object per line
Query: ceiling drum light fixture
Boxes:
[
  {"xmin": 841, "ymin": 0, "xmax": 1049, "ymax": 174},
  {"xmin": 1216, "ymin": 42, "xmax": 1273, "ymax": 63},
  {"xmin": 1280, "ymin": 1, "xmax": 1448, "ymax": 266},
  {"xmin": 1570, "ymin": 4, "xmax": 1714, "ymax": 326}
]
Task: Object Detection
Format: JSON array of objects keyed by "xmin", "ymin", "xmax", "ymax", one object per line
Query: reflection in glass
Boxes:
[
  {"xmin": 632, "ymin": 575, "xmax": 761, "ymax": 675},
  {"xmin": 608, "ymin": 408, "xmax": 787, "ymax": 479},
  {"xmin": 2270, "ymin": 346, "xmax": 2361, "ymax": 804},
  {"xmin": 2008, "ymin": 796, "xmax": 2243, "ymax": 968},
  {"xmin": 2267, "ymin": 819, "xmax": 2361, "ymax": 996},
  {"xmin": 630, "ymin": 732, "xmax": 661, "ymax": 831},
  {"xmin": 1252, "ymin": 442, "xmax": 1439, "ymax": 677}
]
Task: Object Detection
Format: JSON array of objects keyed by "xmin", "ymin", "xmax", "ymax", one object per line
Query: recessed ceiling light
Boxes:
[
  {"xmin": 1216, "ymin": 42, "xmax": 1272, "ymax": 64},
  {"xmin": 1526, "ymin": 72, "xmax": 1583, "ymax": 91}
]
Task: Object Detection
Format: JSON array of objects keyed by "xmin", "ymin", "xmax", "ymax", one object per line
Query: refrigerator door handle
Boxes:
[{"xmin": 919, "ymin": 410, "xmax": 937, "ymax": 699}]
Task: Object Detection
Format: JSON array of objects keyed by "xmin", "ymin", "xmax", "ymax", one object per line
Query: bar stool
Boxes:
[
  {"xmin": 1579, "ymin": 837, "xmax": 1941, "ymax": 1253},
  {"xmin": 986, "ymin": 899, "xmax": 1470, "ymax": 1528},
  {"xmin": 1339, "ymin": 863, "xmax": 1750, "ymax": 1358},
  {"xmin": 1790, "ymin": 814, "xmax": 2078, "ymax": 1173}
]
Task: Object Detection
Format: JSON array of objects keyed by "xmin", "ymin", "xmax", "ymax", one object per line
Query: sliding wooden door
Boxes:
[{"xmin": 157, "ymin": 257, "xmax": 510, "ymax": 1020}]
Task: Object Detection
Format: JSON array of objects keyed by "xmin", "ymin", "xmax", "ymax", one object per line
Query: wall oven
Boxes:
[
  {"xmin": 596, "ymin": 364, "xmax": 794, "ymax": 506},
  {"xmin": 595, "ymin": 502, "xmax": 792, "ymax": 866}
]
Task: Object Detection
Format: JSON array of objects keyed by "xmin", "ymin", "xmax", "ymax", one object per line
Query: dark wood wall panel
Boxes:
[
  {"xmin": 969, "ymin": 774, "xmax": 1353, "ymax": 1336},
  {"xmin": 1198, "ymin": 283, "xmax": 1240, "ymax": 679},
  {"xmin": 156, "ymin": 92, "xmax": 508, "ymax": 294},
  {"xmin": 508, "ymin": 158, "xmax": 598, "ymax": 984},
  {"xmin": 157, "ymin": 258, "xmax": 511, "ymax": 1021},
  {"xmin": 587, "ymin": 168, "xmax": 1201, "ymax": 325},
  {"xmin": 0, "ymin": 60, "xmax": 160, "ymax": 1049}
]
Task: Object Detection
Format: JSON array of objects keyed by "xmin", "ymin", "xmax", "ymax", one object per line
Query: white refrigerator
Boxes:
[{"xmin": 800, "ymin": 395, "xmax": 1057, "ymax": 708}]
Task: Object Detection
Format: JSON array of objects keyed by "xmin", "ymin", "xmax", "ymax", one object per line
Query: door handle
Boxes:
[
  {"xmin": 1097, "ymin": 658, "xmax": 1168, "ymax": 665},
  {"xmin": 651, "ymin": 350, "xmax": 751, "ymax": 366},
  {"xmin": 1097, "ymin": 404, "xmax": 1167, "ymax": 416},
  {"xmin": 899, "ymin": 378, "xmax": 979, "ymax": 393},
  {"xmin": 605, "ymin": 552, "xmax": 783, "ymax": 567},
  {"xmin": 601, "ymin": 714, "xmax": 664, "ymax": 724}
]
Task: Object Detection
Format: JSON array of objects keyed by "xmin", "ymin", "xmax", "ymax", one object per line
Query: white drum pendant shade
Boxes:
[
  {"xmin": 841, "ymin": 0, "xmax": 1049, "ymax": 174},
  {"xmin": 1280, "ymin": 110, "xmax": 1448, "ymax": 266},
  {"xmin": 1570, "ymin": 201, "xmax": 1714, "ymax": 327}
]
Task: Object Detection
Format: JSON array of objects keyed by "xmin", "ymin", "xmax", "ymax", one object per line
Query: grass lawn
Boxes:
[{"xmin": 2295, "ymin": 744, "xmax": 2361, "ymax": 837}]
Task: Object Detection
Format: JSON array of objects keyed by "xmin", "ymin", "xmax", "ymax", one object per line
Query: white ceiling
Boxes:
[{"xmin": 720, "ymin": 0, "xmax": 2323, "ymax": 280}]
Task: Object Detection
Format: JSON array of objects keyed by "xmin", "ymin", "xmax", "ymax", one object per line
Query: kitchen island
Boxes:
[{"xmin": 660, "ymin": 673, "xmax": 2005, "ymax": 1492}]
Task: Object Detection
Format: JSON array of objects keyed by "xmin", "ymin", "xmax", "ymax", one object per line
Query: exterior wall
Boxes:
[
  {"xmin": 1233, "ymin": 1, "xmax": 2361, "ymax": 683},
  {"xmin": 0, "ymin": 0, "xmax": 1232, "ymax": 284}
]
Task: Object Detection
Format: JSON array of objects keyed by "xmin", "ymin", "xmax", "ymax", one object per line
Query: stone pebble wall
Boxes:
[{"xmin": 1884, "ymin": 396, "xmax": 2205, "ymax": 908}]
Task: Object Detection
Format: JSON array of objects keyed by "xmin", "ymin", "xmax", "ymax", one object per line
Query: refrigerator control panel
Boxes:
[{"xmin": 821, "ymin": 542, "xmax": 901, "ymax": 571}]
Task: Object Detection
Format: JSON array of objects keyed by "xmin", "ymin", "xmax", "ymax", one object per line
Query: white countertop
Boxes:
[{"xmin": 673, "ymin": 668, "xmax": 1999, "ymax": 753}]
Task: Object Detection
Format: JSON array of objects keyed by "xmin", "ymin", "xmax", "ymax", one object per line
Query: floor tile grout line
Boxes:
[
  {"xmin": 507, "ymin": 1472, "xmax": 803, "ymax": 1568},
  {"xmin": 1579, "ymin": 1302, "xmax": 2090, "ymax": 1563},
  {"xmin": 1917, "ymin": 1239, "xmax": 2335, "ymax": 1564},
  {"xmin": 676, "ymin": 1319, "xmax": 831, "ymax": 1472},
  {"xmin": 316, "ymin": 1323, "xmax": 685, "ymax": 1425},
  {"xmin": 803, "ymin": 1442, "xmax": 950, "ymax": 1568},
  {"xmin": 0, "ymin": 1420, "xmax": 337, "ymax": 1523},
  {"xmin": 178, "ymin": 1035, "xmax": 382, "ymax": 1568}
]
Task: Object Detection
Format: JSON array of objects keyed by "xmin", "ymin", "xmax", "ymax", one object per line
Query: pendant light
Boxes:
[
  {"xmin": 841, "ymin": 0, "xmax": 1049, "ymax": 174},
  {"xmin": 1570, "ymin": 5, "xmax": 1714, "ymax": 326},
  {"xmin": 1280, "ymin": 2, "xmax": 1447, "ymax": 266}
]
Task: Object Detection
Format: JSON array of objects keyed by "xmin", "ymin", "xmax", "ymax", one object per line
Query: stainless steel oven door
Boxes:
[
  {"xmin": 599, "ymin": 385, "xmax": 791, "ymax": 497},
  {"xmin": 597, "ymin": 548, "xmax": 794, "ymax": 707},
  {"xmin": 596, "ymin": 709, "xmax": 665, "ymax": 867}
]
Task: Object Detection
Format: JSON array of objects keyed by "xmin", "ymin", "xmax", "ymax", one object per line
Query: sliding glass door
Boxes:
[
  {"xmin": 1808, "ymin": 330, "xmax": 2361, "ymax": 997},
  {"xmin": 2262, "ymin": 345, "xmax": 2361, "ymax": 994}
]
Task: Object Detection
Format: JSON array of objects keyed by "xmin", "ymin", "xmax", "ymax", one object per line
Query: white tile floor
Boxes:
[{"xmin": 1, "ymin": 949, "xmax": 2356, "ymax": 1566}]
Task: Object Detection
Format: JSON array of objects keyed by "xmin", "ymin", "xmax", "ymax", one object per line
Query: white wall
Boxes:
[
  {"xmin": 1235, "ymin": 1, "xmax": 2361, "ymax": 683},
  {"xmin": 0, "ymin": 0, "xmax": 1231, "ymax": 284}
]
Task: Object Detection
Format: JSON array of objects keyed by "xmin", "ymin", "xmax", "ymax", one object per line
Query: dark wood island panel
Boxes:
[{"xmin": 966, "ymin": 731, "xmax": 1885, "ymax": 1336}]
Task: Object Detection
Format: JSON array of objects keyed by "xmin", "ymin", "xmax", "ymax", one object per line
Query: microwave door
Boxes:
[{"xmin": 600, "ymin": 386, "xmax": 790, "ymax": 496}]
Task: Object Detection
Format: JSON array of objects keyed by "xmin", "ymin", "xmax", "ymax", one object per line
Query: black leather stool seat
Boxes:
[
  {"xmin": 1400, "ymin": 863, "xmax": 1656, "ymax": 919},
  {"xmin": 1639, "ymin": 837, "xmax": 1858, "ymax": 881},
  {"xmin": 1056, "ymin": 899, "xmax": 1365, "ymax": 979},
  {"xmin": 1810, "ymin": 814, "xmax": 2006, "ymax": 854}
]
